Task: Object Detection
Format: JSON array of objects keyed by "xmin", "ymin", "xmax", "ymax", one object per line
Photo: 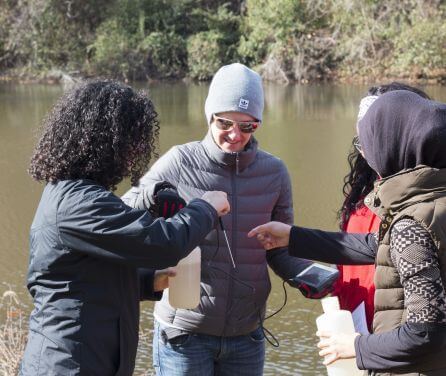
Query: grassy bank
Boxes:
[{"xmin": 1, "ymin": 1, "xmax": 445, "ymax": 84}]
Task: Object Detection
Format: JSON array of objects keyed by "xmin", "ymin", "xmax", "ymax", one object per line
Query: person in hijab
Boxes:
[
  {"xmin": 335, "ymin": 83, "xmax": 431, "ymax": 333},
  {"xmin": 249, "ymin": 90, "xmax": 446, "ymax": 375}
]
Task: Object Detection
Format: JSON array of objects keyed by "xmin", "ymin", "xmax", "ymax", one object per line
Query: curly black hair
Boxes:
[
  {"xmin": 29, "ymin": 80, "xmax": 159, "ymax": 190},
  {"xmin": 338, "ymin": 82, "xmax": 431, "ymax": 230}
]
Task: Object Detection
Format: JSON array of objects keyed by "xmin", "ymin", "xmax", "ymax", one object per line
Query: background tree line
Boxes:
[{"xmin": 0, "ymin": 0, "xmax": 445, "ymax": 83}]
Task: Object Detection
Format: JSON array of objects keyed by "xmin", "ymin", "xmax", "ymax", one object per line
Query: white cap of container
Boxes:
[{"xmin": 321, "ymin": 296, "xmax": 340, "ymax": 313}]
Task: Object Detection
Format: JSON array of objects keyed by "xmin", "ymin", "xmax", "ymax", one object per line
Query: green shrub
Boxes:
[
  {"xmin": 33, "ymin": 11, "xmax": 84, "ymax": 70},
  {"xmin": 239, "ymin": 0, "xmax": 332, "ymax": 82},
  {"xmin": 330, "ymin": 0, "xmax": 446, "ymax": 80},
  {"xmin": 187, "ymin": 31, "xmax": 224, "ymax": 80},
  {"xmin": 140, "ymin": 0, "xmax": 206, "ymax": 36},
  {"xmin": 239, "ymin": 0, "xmax": 302, "ymax": 67},
  {"xmin": 393, "ymin": 17, "xmax": 446, "ymax": 77},
  {"xmin": 186, "ymin": 3, "xmax": 241, "ymax": 80},
  {"xmin": 1, "ymin": 0, "xmax": 445, "ymax": 82},
  {"xmin": 88, "ymin": 19, "xmax": 141, "ymax": 80},
  {"xmin": 29, "ymin": 0, "xmax": 112, "ymax": 71},
  {"xmin": 0, "ymin": 1, "xmax": 19, "ymax": 69},
  {"xmin": 138, "ymin": 32, "xmax": 187, "ymax": 79}
]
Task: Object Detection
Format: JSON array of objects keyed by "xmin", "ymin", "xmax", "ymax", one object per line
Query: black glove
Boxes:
[{"xmin": 150, "ymin": 182, "xmax": 186, "ymax": 218}]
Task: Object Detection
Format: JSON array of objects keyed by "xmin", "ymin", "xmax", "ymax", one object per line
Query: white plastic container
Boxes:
[
  {"xmin": 316, "ymin": 297, "xmax": 363, "ymax": 376},
  {"xmin": 168, "ymin": 247, "xmax": 201, "ymax": 309}
]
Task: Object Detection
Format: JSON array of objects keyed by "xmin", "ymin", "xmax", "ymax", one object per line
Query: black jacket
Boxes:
[{"xmin": 20, "ymin": 179, "xmax": 217, "ymax": 376}]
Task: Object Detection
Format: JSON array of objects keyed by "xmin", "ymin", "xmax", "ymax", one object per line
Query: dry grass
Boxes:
[{"xmin": 0, "ymin": 290, "xmax": 27, "ymax": 376}]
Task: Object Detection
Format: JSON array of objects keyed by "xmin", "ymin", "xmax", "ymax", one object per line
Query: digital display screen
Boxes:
[{"xmin": 299, "ymin": 266, "xmax": 334, "ymax": 287}]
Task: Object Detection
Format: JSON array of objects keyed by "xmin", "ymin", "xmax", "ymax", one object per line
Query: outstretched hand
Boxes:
[{"xmin": 247, "ymin": 221, "xmax": 292, "ymax": 250}]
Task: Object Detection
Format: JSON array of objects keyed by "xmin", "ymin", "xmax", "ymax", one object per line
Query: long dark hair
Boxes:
[
  {"xmin": 338, "ymin": 82, "xmax": 431, "ymax": 230},
  {"xmin": 29, "ymin": 80, "xmax": 159, "ymax": 190}
]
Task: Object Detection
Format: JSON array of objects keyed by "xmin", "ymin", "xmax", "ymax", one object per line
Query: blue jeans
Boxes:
[{"xmin": 153, "ymin": 321, "xmax": 265, "ymax": 376}]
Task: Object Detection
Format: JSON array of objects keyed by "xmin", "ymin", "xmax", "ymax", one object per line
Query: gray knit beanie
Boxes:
[{"xmin": 205, "ymin": 63, "xmax": 264, "ymax": 125}]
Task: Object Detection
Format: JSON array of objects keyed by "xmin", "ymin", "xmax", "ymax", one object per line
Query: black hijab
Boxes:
[{"xmin": 358, "ymin": 90, "xmax": 446, "ymax": 178}]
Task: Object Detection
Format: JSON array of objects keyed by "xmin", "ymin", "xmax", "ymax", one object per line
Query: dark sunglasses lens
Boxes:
[
  {"xmin": 239, "ymin": 122, "xmax": 258, "ymax": 133},
  {"xmin": 216, "ymin": 118, "xmax": 234, "ymax": 130}
]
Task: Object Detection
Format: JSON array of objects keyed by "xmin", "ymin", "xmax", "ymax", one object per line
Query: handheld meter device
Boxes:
[{"xmin": 288, "ymin": 263, "xmax": 339, "ymax": 295}]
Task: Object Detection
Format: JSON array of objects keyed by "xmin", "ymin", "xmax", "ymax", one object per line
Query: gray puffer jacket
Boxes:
[{"xmin": 123, "ymin": 132, "xmax": 311, "ymax": 336}]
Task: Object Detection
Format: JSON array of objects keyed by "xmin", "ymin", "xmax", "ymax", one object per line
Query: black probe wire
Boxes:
[{"xmin": 208, "ymin": 220, "xmax": 296, "ymax": 348}]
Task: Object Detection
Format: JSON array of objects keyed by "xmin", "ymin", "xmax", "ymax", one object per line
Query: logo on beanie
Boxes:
[{"xmin": 239, "ymin": 98, "xmax": 249, "ymax": 110}]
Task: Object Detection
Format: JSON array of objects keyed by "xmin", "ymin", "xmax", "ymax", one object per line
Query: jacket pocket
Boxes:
[{"xmin": 165, "ymin": 332, "xmax": 193, "ymax": 347}]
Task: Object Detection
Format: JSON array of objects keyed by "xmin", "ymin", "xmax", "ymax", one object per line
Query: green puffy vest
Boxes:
[{"xmin": 365, "ymin": 166, "xmax": 446, "ymax": 375}]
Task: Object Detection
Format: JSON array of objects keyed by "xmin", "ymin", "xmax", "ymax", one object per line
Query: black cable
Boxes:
[
  {"xmin": 258, "ymin": 279, "xmax": 289, "ymax": 347},
  {"xmin": 206, "ymin": 228, "xmax": 293, "ymax": 348},
  {"xmin": 265, "ymin": 280, "xmax": 288, "ymax": 320},
  {"xmin": 260, "ymin": 320, "xmax": 280, "ymax": 348},
  {"xmin": 209, "ymin": 227, "xmax": 221, "ymax": 262}
]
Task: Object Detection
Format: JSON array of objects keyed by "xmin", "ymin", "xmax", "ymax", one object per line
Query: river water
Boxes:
[{"xmin": 1, "ymin": 82, "xmax": 445, "ymax": 375}]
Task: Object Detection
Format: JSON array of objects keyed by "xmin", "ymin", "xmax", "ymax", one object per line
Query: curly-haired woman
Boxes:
[
  {"xmin": 20, "ymin": 81, "xmax": 229, "ymax": 376},
  {"xmin": 334, "ymin": 83, "xmax": 431, "ymax": 332}
]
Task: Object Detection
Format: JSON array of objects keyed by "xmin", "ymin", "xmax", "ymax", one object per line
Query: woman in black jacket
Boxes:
[{"xmin": 20, "ymin": 80, "xmax": 229, "ymax": 376}]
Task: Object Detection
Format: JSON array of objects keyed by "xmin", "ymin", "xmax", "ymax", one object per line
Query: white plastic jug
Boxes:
[
  {"xmin": 316, "ymin": 297, "xmax": 363, "ymax": 376},
  {"xmin": 168, "ymin": 247, "xmax": 201, "ymax": 309}
]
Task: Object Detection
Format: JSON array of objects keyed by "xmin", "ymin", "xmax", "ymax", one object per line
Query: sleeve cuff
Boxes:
[
  {"xmin": 354, "ymin": 334, "xmax": 366, "ymax": 370},
  {"xmin": 189, "ymin": 198, "xmax": 218, "ymax": 227},
  {"xmin": 288, "ymin": 226, "xmax": 299, "ymax": 257},
  {"xmin": 138, "ymin": 269, "xmax": 163, "ymax": 301}
]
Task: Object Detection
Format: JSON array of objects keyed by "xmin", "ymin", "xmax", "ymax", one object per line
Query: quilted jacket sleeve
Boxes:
[
  {"xmin": 121, "ymin": 146, "xmax": 182, "ymax": 209},
  {"xmin": 266, "ymin": 162, "xmax": 312, "ymax": 280},
  {"xmin": 57, "ymin": 185, "xmax": 217, "ymax": 269}
]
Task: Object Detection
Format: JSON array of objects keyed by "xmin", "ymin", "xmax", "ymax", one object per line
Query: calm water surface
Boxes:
[{"xmin": 1, "ymin": 82, "xmax": 445, "ymax": 375}]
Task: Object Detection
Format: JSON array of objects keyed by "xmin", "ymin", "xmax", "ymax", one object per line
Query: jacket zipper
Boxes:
[
  {"xmin": 236, "ymin": 153, "xmax": 240, "ymax": 175},
  {"xmin": 223, "ymin": 156, "xmax": 238, "ymax": 336}
]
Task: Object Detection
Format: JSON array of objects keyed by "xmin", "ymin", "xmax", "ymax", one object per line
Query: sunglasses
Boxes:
[{"xmin": 213, "ymin": 115, "xmax": 260, "ymax": 134}]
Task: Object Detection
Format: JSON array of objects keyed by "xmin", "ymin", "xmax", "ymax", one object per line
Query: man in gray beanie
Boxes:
[{"xmin": 122, "ymin": 63, "xmax": 319, "ymax": 375}]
